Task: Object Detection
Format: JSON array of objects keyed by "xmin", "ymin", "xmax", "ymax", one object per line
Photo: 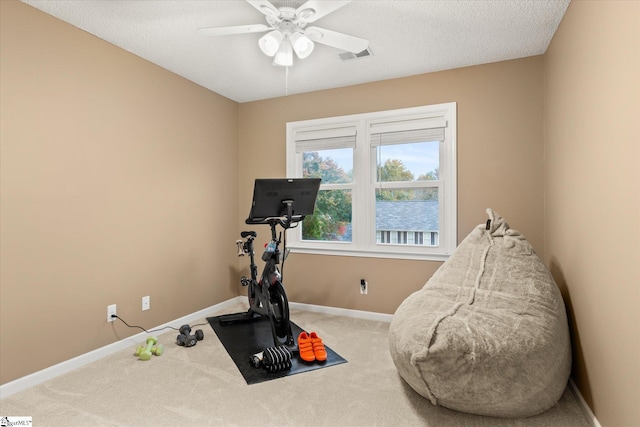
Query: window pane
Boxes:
[
  {"xmin": 376, "ymin": 141, "xmax": 439, "ymax": 182},
  {"xmin": 375, "ymin": 188, "xmax": 439, "ymax": 247},
  {"xmin": 303, "ymin": 149, "xmax": 352, "ymax": 184},
  {"xmin": 302, "ymin": 189, "xmax": 352, "ymax": 242}
]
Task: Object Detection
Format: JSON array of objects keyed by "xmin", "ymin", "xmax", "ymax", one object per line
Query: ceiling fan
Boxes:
[{"xmin": 198, "ymin": 0, "xmax": 369, "ymax": 67}]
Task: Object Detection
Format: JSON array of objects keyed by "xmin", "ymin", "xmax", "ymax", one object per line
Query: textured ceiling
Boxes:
[{"xmin": 21, "ymin": 0, "xmax": 570, "ymax": 103}]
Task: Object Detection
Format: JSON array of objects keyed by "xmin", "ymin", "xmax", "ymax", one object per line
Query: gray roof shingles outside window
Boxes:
[{"xmin": 376, "ymin": 200, "xmax": 439, "ymax": 232}]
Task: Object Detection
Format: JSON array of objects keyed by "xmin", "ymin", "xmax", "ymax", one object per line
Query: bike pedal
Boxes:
[{"xmin": 240, "ymin": 276, "xmax": 250, "ymax": 287}]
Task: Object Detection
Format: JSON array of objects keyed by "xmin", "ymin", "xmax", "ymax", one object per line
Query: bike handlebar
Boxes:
[{"xmin": 245, "ymin": 215, "xmax": 305, "ymax": 229}]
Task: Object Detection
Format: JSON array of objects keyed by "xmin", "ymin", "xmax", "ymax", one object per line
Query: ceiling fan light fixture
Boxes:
[
  {"xmin": 273, "ymin": 37, "xmax": 293, "ymax": 66},
  {"xmin": 258, "ymin": 30, "xmax": 284, "ymax": 57},
  {"xmin": 290, "ymin": 32, "xmax": 314, "ymax": 59}
]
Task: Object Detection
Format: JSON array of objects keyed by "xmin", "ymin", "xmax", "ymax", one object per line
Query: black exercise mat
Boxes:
[{"xmin": 207, "ymin": 314, "xmax": 347, "ymax": 385}]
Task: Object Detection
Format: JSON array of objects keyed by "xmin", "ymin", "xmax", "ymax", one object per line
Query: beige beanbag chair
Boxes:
[{"xmin": 389, "ymin": 209, "xmax": 571, "ymax": 418}]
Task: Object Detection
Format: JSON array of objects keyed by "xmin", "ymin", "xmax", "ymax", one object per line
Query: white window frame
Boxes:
[{"xmin": 286, "ymin": 103, "xmax": 457, "ymax": 261}]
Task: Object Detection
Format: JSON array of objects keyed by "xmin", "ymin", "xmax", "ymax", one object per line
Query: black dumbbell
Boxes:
[{"xmin": 176, "ymin": 324, "xmax": 204, "ymax": 347}]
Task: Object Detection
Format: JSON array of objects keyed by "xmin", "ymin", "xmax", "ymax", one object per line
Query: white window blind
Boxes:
[
  {"xmin": 370, "ymin": 117, "xmax": 447, "ymax": 146},
  {"xmin": 294, "ymin": 125, "xmax": 357, "ymax": 152}
]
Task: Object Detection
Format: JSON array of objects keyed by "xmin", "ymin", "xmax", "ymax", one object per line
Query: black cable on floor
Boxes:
[{"xmin": 111, "ymin": 314, "xmax": 208, "ymax": 334}]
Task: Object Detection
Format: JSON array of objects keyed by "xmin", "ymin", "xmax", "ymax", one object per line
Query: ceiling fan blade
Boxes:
[
  {"xmin": 246, "ymin": 0, "xmax": 281, "ymax": 18},
  {"xmin": 296, "ymin": 0, "xmax": 351, "ymax": 24},
  {"xmin": 305, "ymin": 26, "xmax": 369, "ymax": 53},
  {"xmin": 198, "ymin": 24, "xmax": 270, "ymax": 37}
]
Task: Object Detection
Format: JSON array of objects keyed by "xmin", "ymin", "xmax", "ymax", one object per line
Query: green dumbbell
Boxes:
[{"xmin": 134, "ymin": 336, "xmax": 164, "ymax": 361}]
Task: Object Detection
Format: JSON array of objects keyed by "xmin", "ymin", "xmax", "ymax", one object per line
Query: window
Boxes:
[
  {"xmin": 397, "ymin": 231, "xmax": 408, "ymax": 244},
  {"xmin": 415, "ymin": 232, "xmax": 424, "ymax": 245},
  {"xmin": 286, "ymin": 103, "xmax": 456, "ymax": 260}
]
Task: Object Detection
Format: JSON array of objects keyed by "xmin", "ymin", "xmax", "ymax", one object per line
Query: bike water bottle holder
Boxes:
[{"xmin": 262, "ymin": 240, "xmax": 277, "ymax": 262}]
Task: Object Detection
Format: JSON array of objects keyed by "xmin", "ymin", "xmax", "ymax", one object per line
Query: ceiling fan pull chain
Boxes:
[{"xmin": 285, "ymin": 66, "xmax": 289, "ymax": 96}]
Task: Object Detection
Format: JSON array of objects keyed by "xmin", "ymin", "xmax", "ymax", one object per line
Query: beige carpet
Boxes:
[{"xmin": 1, "ymin": 301, "xmax": 590, "ymax": 426}]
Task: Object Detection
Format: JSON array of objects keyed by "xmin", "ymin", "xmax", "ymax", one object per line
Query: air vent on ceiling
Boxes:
[{"xmin": 339, "ymin": 48, "xmax": 373, "ymax": 61}]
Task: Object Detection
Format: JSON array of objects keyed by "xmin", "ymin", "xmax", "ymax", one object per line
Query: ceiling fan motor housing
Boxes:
[{"xmin": 266, "ymin": 7, "xmax": 307, "ymax": 33}]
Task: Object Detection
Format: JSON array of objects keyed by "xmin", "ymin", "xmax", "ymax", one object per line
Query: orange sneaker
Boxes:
[
  {"xmin": 309, "ymin": 332, "xmax": 327, "ymax": 362},
  {"xmin": 298, "ymin": 331, "xmax": 315, "ymax": 362}
]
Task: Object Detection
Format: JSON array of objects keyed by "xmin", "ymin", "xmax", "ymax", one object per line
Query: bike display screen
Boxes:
[{"xmin": 246, "ymin": 178, "xmax": 321, "ymax": 223}]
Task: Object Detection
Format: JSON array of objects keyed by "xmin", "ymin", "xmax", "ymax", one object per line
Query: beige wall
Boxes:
[
  {"xmin": 0, "ymin": 1, "xmax": 239, "ymax": 384},
  {"xmin": 238, "ymin": 56, "xmax": 545, "ymax": 313},
  {"xmin": 543, "ymin": 1, "xmax": 640, "ymax": 426}
]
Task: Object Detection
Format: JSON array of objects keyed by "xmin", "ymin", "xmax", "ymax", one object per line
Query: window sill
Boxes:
[{"xmin": 286, "ymin": 245, "xmax": 451, "ymax": 262}]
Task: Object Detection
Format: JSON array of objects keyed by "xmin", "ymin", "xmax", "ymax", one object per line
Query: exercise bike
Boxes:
[{"xmin": 217, "ymin": 178, "xmax": 321, "ymax": 352}]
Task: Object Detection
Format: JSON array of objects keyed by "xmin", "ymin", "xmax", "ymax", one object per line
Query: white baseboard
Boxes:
[
  {"xmin": 289, "ymin": 301, "xmax": 393, "ymax": 323},
  {"xmin": 0, "ymin": 298, "xmax": 242, "ymax": 399},
  {"xmin": 568, "ymin": 378, "xmax": 602, "ymax": 427}
]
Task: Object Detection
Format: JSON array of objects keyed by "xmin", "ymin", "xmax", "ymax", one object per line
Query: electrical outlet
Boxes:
[
  {"xmin": 360, "ymin": 279, "xmax": 368, "ymax": 295},
  {"xmin": 107, "ymin": 304, "xmax": 117, "ymax": 322},
  {"xmin": 142, "ymin": 295, "xmax": 150, "ymax": 311}
]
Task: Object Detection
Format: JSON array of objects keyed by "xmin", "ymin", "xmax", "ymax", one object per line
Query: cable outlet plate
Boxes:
[
  {"xmin": 107, "ymin": 304, "xmax": 116, "ymax": 322},
  {"xmin": 142, "ymin": 295, "xmax": 150, "ymax": 311},
  {"xmin": 360, "ymin": 279, "xmax": 368, "ymax": 295}
]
